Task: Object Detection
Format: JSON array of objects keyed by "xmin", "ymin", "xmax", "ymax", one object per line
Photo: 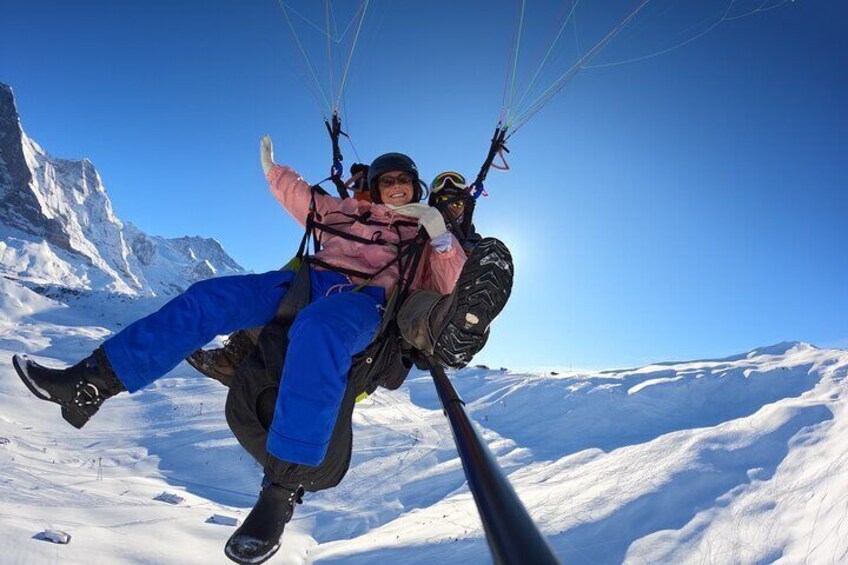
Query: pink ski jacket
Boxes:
[{"xmin": 267, "ymin": 165, "xmax": 466, "ymax": 295}]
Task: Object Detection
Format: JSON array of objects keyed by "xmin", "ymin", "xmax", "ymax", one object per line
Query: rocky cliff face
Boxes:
[
  {"xmin": 0, "ymin": 85, "xmax": 50, "ymax": 244},
  {"xmin": 0, "ymin": 83, "xmax": 244, "ymax": 297}
]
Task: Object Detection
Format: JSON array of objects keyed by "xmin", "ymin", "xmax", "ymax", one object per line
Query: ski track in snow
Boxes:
[{"xmin": 0, "ymin": 278, "xmax": 847, "ymax": 564}]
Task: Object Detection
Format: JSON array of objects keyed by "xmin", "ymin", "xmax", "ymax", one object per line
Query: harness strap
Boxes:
[
  {"xmin": 370, "ymin": 234, "xmax": 426, "ymax": 338},
  {"xmin": 304, "ymin": 256, "xmax": 378, "ymax": 281},
  {"xmin": 325, "ymin": 113, "xmax": 350, "ymax": 200},
  {"xmin": 296, "ymin": 211, "xmax": 314, "ymax": 260},
  {"xmin": 311, "ymin": 220, "xmax": 390, "ymax": 246},
  {"xmin": 274, "ymin": 263, "xmax": 312, "ymax": 322},
  {"xmin": 460, "ymin": 197, "xmax": 476, "ymax": 247},
  {"xmin": 375, "ymin": 235, "xmax": 423, "ymax": 288},
  {"xmin": 317, "ymin": 218, "xmax": 419, "ymax": 248},
  {"xmin": 349, "ymin": 234, "xmax": 426, "ymax": 291},
  {"xmin": 470, "ymin": 124, "xmax": 509, "ymax": 199},
  {"xmin": 295, "ymin": 183, "xmax": 427, "ymax": 326},
  {"xmin": 324, "ymin": 210, "xmax": 418, "ymax": 229}
]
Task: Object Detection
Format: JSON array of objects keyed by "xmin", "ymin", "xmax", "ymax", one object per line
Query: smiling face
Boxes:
[{"xmin": 377, "ymin": 170, "xmax": 415, "ymax": 206}]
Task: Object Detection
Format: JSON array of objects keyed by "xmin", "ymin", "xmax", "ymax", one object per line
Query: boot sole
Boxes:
[
  {"xmin": 224, "ymin": 483, "xmax": 300, "ymax": 565},
  {"xmin": 12, "ymin": 354, "xmax": 89, "ymax": 429},
  {"xmin": 224, "ymin": 537, "xmax": 281, "ymax": 565},
  {"xmin": 435, "ymin": 238, "xmax": 513, "ymax": 368}
]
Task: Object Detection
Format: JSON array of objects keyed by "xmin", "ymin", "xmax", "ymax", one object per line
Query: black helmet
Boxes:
[{"xmin": 367, "ymin": 152, "xmax": 423, "ymax": 203}]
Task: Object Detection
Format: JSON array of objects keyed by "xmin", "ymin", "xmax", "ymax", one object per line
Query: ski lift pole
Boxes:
[{"xmin": 427, "ymin": 358, "xmax": 560, "ymax": 565}]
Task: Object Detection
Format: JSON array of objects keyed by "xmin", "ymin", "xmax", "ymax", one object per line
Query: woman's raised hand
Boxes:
[{"xmin": 260, "ymin": 135, "xmax": 276, "ymax": 175}]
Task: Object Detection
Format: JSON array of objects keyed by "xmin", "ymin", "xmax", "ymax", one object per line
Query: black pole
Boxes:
[{"xmin": 428, "ymin": 359, "xmax": 561, "ymax": 565}]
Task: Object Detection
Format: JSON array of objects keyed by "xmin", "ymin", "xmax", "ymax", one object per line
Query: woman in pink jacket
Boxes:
[{"xmin": 11, "ymin": 136, "xmax": 515, "ymax": 564}]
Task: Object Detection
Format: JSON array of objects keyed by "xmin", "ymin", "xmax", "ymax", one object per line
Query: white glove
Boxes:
[
  {"xmin": 418, "ymin": 206, "xmax": 448, "ymax": 240},
  {"xmin": 429, "ymin": 231, "xmax": 453, "ymax": 253},
  {"xmin": 386, "ymin": 203, "xmax": 452, "ymax": 252},
  {"xmin": 260, "ymin": 135, "xmax": 275, "ymax": 175}
]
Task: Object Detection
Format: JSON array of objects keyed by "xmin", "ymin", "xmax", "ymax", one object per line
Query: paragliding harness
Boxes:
[
  {"xmin": 294, "ymin": 182, "xmax": 428, "ymax": 394},
  {"xmin": 224, "ymin": 134, "xmax": 426, "ymax": 489}
]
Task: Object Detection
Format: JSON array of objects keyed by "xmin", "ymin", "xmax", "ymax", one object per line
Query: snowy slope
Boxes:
[
  {"xmin": 0, "ymin": 82, "xmax": 245, "ymax": 298},
  {"xmin": 1, "ymin": 275, "xmax": 846, "ymax": 565}
]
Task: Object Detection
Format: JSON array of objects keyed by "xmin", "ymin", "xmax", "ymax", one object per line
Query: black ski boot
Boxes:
[
  {"xmin": 225, "ymin": 479, "xmax": 304, "ymax": 564},
  {"xmin": 433, "ymin": 237, "xmax": 514, "ymax": 368},
  {"xmin": 12, "ymin": 348, "xmax": 125, "ymax": 429}
]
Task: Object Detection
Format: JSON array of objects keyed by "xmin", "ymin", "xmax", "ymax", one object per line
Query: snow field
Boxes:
[{"xmin": 0, "ymin": 279, "xmax": 846, "ymax": 564}]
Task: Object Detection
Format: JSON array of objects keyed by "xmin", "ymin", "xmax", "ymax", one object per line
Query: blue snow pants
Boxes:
[{"xmin": 101, "ymin": 269, "xmax": 385, "ymax": 466}]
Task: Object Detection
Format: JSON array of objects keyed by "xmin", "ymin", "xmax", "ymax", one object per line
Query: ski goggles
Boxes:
[{"xmin": 430, "ymin": 171, "xmax": 467, "ymax": 193}]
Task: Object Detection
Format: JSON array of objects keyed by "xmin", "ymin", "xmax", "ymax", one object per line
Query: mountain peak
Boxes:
[
  {"xmin": 0, "ymin": 83, "xmax": 45, "ymax": 239},
  {"xmin": 0, "ymin": 83, "xmax": 245, "ymax": 298},
  {"xmin": 0, "ymin": 82, "xmax": 17, "ymax": 119}
]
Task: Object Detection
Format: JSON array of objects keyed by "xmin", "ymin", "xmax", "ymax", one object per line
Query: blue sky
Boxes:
[{"xmin": 2, "ymin": 1, "xmax": 845, "ymax": 369}]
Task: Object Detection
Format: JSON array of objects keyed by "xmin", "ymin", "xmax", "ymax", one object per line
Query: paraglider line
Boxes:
[
  {"xmin": 508, "ymin": 0, "xmax": 653, "ymax": 134},
  {"xmin": 341, "ymin": 90, "xmax": 362, "ymax": 163},
  {"xmin": 583, "ymin": 0, "xmax": 791, "ymax": 69},
  {"xmin": 506, "ymin": 0, "xmax": 527, "ymax": 119},
  {"xmin": 276, "ymin": 0, "xmax": 332, "ymax": 112},
  {"xmin": 724, "ymin": 0, "xmax": 790, "ymax": 21},
  {"xmin": 333, "ymin": 2, "xmax": 368, "ymax": 44},
  {"xmin": 270, "ymin": 31, "xmax": 328, "ymax": 117},
  {"xmin": 326, "ymin": 0, "xmax": 335, "ymax": 104},
  {"xmin": 510, "ymin": 0, "xmax": 583, "ymax": 123},
  {"xmin": 278, "ymin": 1, "xmax": 335, "ymax": 38},
  {"xmin": 584, "ymin": 13, "xmax": 727, "ymax": 69},
  {"xmin": 277, "ymin": 0, "xmax": 362, "ymax": 44},
  {"xmin": 329, "ymin": 0, "xmax": 341, "ymax": 39},
  {"xmin": 500, "ymin": 0, "xmax": 525, "ymax": 123},
  {"xmin": 334, "ymin": 0, "xmax": 371, "ymax": 113}
]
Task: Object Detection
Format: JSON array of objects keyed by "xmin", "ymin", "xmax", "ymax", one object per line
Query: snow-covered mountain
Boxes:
[
  {"xmin": 0, "ymin": 276, "xmax": 846, "ymax": 564},
  {"xmin": 0, "ymin": 82, "xmax": 244, "ymax": 298}
]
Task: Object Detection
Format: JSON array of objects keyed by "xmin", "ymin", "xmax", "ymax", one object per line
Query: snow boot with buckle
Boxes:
[
  {"xmin": 225, "ymin": 479, "xmax": 304, "ymax": 564},
  {"xmin": 12, "ymin": 348, "xmax": 125, "ymax": 429}
]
